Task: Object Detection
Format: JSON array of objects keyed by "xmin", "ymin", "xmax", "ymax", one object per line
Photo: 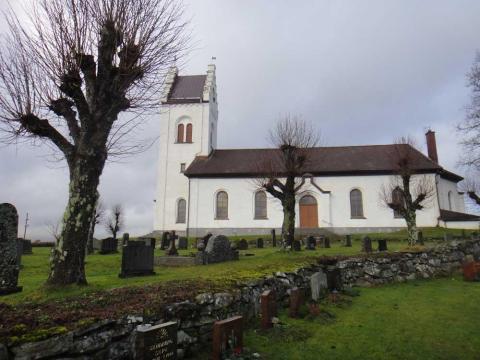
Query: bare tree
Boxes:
[
  {"xmin": 459, "ymin": 52, "xmax": 480, "ymax": 170},
  {"xmin": 46, "ymin": 219, "xmax": 62, "ymax": 244},
  {"xmin": 87, "ymin": 201, "xmax": 104, "ymax": 254},
  {"xmin": 379, "ymin": 137, "xmax": 436, "ymax": 246},
  {"xmin": 253, "ymin": 115, "xmax": 320, "ymax": 249},
  {"xmin": 105, "ymin": 204, "xmax": 123, "ymax": 240},
  {"xmin": 459, "ymin": 174, "xmax": 480, "ymax": 206},
  {"xmin": 0, "ymin": 0, "xmax": 189, "ymax": 285}
]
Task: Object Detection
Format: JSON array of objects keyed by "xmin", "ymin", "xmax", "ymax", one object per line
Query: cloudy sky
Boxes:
[{"xmin": 1, "ymin": 0, "xmax": 480, "ymax": 240}]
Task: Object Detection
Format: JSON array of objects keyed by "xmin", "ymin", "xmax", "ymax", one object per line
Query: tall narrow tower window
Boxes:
[
  {"xmin": 216, "ymin": 191, "xmax": 228, "ymax": 220},
  {"xmin": 186, "ymin": 124, "xmax": 193, "ymax": 143},
  {"xmin": 177, "ymin": 124, "xmax": 184, "ymax": 143}
]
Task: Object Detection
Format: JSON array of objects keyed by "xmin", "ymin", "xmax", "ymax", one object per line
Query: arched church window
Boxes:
[
  {"xmin": 392, "ymin": 187, "xmax": 404, "ymax": 218},
  {"xmin": 448, "ymin": 191, "xmax": 453, "ymax": 211},
  {"xmin": 186, "ymin": 123, "xmax": 193, "ymax": 143},
  {"xmin": 177, "ymin": 198, "xmax": 186, "ymax": 223},
  {"xmin": 350, "ymin": 189, "xmax": 364, "ymax": 218},
  {"xmin": 177, "ymin": 124, "xmax": 184, "ymax": 143},
  {"xmin": 216, "ymin": 191, "xmax": 228, "ymax": 219},
  {"xmin": 254, "ymin": 191, "xmax": 267, "ymax": 219}
]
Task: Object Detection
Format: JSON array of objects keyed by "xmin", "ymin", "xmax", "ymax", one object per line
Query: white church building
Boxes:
[{"xmin": 154, "ymin": 64, "xmax": 480, "ymax": 237}]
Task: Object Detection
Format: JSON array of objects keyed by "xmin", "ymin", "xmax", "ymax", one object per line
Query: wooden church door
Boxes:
[{"xmin": 299, "ymin": 195, "xmax": 318, "ymax": 228}]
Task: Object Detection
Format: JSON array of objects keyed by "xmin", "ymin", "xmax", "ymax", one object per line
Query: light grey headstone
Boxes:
[{"xmin": 310, "ymin": 270, "xmax": 328, "ymax": 301}]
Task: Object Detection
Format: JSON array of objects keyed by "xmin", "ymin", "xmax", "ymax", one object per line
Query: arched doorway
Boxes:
[{"xmin": 299, "ymin": 195, "xmax": 318, "ymax": 228}]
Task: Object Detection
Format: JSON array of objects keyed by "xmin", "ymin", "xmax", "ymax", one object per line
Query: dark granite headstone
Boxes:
[
  {"xmin": 196, "ymin": 235, "xmax": 238, "ymax": 264},
  {"xmin": 417, "ymin": 231, "xmax": 424, "ymax": 245},
  {"xmin": 317, "ymin": 235, "xmax": 325, "ymax": 247},
  {"xmin": 288, "ymin": 287, "xmax": 304, "ymax": 318},
  {"xmin": 165, "ymin": 231, "xmax": 178, "ymax": 256},
  {"xmin": 362, "ymin": 236, "xmax": 372, "ymax": 253},
  {"xmin": 237, "ymin": 239, "xmax": 248, "ymax": 250},
  {"xmin": 135, "ymin": 321, "xmax": 177, "ymax": 360},
  {"xmin": 212, "ymin": 316, "xmax": 243, "ymax": 360},
  {"xmin": 260, "ymin": 290, "xmax": 277, "ymax": 329},
  {"xmin": 161, "ymin": 231, "xmax": 170, "ymax": 250},
  {"xmin": 256, "ymin": 238, "xmax": 264, "ymax": 249},
  {"xmin": 0, "ymin": 203, "xmax": 22, "ymax": 295},
  {"xmin": 122, "ymin": 233, "xmax": 130, "ymax": 247},
  {"xmin": 292, "ymin": 240, "xmax": 301, "ymax": 251},
  {"xmin": 305, "ymin": 236, "xmax": 316, "ymax": 250},
  {"xmin": 100, "ymin": 237, "xmax": 118, "ymax": 254},
  {"xmin": 271, "ymin": 229, "xmax": 276, "ymax": 247},
  {"xmin": 377, "ymin": 239, "xmax": 388, "ymax": 252},
  {"xmin": 324, "ymin": 237, "xmax": 331, "ymax": 248},
  {"xmin": 177, "ymin": 237, "xmax": 188, "ymax": 250},
  {"xmin": 345, "ymin": 235, "xmax": 352, "ymax": 247},
  {"xmin": 20, "ymin": 238, "xmax": 32, "ymax": 254},
  {"xmin": 16, "ymin": 238, "xmax": 23, "ymax": 267},
  {"xmin": 119, "ymin": 242, "xmax": 155, "ymax": 278},
  {"xmin": 326, "ymin": 268, "xmax": 342, "ymax": 291}
]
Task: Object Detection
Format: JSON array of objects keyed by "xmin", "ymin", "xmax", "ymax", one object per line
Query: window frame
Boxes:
[
  {"xmin": 254, "ymin": 191, "xmax": 268, "ymax": 219},
  {"xmin": 180, "ymin": 163, "xmax": 186, "ymax": 173},
  {"xmin": 392, "ymin": 187, "xmax": 404, "ymax": 218},
  {"xmin": 176, "ymin": 198, "xmax": 187, "ymax": 224},
  {"xmin": 185, "ymin": 123, "xmax": 193, "ymax": 143},
  {"xmin": 215, "ymin": 191, "xmax": 229, "ymax": 220},
  {"xmin": 349, "ymin": 188, "xmax": 365, "ymax": 219},
  {"xmin": 177, "ymin": 123, "xmax": 185, "ymax": 143}
]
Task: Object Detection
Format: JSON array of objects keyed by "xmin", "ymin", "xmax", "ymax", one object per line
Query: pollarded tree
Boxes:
[
  {"xmin": 0, "ymin": 0, "xmax": 189, "ymax": 285},
  {"xmin": 105, "ymin": 204, "xmax": 123, "ymax": 241},
  {"xmin": 380, "ymin": 137, "xmax": 436, "ymax": 246},
  {"xmin": 87, "ymin": 201, "xmax": 104, "ymax": 255},
  {"xmin": 255, "ymin": 115, "xmax": 320, "ymax": 249},
  {"xmin": 460, "ymin": 174, "xmax": 480, "ymax": 207}
]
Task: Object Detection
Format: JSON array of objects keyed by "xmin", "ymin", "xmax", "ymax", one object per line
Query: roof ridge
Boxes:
[{"xmin": 213, "ymin": 144, "xmax": 404, "ymax": 151}]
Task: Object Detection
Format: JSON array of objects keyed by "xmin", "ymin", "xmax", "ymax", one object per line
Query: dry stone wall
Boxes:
[{"xmin": 4, "ymin": 240, "xmax": 480, "ymax": 360}]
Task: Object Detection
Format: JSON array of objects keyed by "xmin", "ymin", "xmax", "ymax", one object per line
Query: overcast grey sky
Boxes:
[{"xmin": 1, "ymin": 0, "xmax": 479, "ymax": 240}]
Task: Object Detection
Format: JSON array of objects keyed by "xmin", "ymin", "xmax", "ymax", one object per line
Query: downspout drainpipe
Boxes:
[
  {"xmin": 435, "ymin": 174, "xmax": 441, "ymax": 227},
  {"xmin": 186, "ymin": 176, "xmax": 191, "ymax": 239}
]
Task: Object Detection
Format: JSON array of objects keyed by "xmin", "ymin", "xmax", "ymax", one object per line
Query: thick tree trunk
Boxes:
[
  {"xmin": 86, "ymin": 209, "xmax": 96, "ymax": 255},
  {"xmin": 405, "ymin": 210, "xmax": 417, "ymax": 247},
  {"xmin": 47, "ymin": 155, "xmax": 104, "ymax": 286},
  {"xmin": 281, "ymin": 194, "xmax": 296, "ymax": 249}
]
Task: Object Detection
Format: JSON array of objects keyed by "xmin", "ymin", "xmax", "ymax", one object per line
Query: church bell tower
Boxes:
[{"xmin": 154, "ymin": 64, "xmax": 218, "ymax": 233}]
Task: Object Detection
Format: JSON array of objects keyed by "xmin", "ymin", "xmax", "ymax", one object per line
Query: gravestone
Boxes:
[
  {"xmin": 271, "ymin": 229, "xmax": 277, "ymax": 247},
  {"xmin": 461, "ymin": 229, "xmax": 467, "ymax": 240},
  {"xmin": 161, "ymin": 231, "xmax": 170, "ymax": 250},
  {"xmin": 326, "ymin": 268, "xmax": 342, "ymax": 291},
  {"xmin": 288, "ymin": 287, "xmax": 304, "ymax": 318},
  {"xmin": 377, "ymin": 239, "xmax": 388, "ymax": 252},
  {"xmin": 135, "ymin": 321, "xmax": 177, "ymax": 360},
  {"xmin": 119, "ymin": 242, "xmax": 155, "ymax": 278},
  {"xmin": 292, "ymin": 240, "xmax": 301, "ymax": 251},
  {"xmin": 122, "ymin": 233, "xmax": 130, "ymax": 247},
  {"xmin": 324, "ymin": 237, "xmax": 331, "ymax": 248},
  {"xmin": 362, "ymin": 236, "xmax": 372, "ymax": 253},
  {"xmin": 463, "ymin": 261, "xmax": 480, "ymax": 282},
  {"xmin": 201, "ymin": 233, "xmax": 213, "ymax": 248},
  {"xmin": 196, "ymin": 235, "xmax": 238, "ymax": 264},
  {"xmin": 305, "ymin": 236, "xmax": 316, "ymax": 250},
  {"xmin": 444, "ymin": 233, "xmax": 452, "ymax": 242},
  {"xmin": 16, "ymin": 238, "xmax": 23, "ymax": 267},
  {"xmin": 177, "ymin": 237, "xmax": 188, "ymax": 250},
  {"xmin": 99, "ymin": 237, "xmax": 118, "ymax": 254},
  {"xmin": 317, "ymin": 235, "xmax": 325, "ymax": 247},
  {"xmin": 139, "ymin": 237, "xmax": 156, "ymax": 248},
  {"xmin": 237, "ymin": 239, "xmax": 248, "ymax": 250},
  {"xmin": 345, "ymin": 235, "xmax": 352, "ymax": 247},
  {"xmin": 212, "ymin": 316, "xmax": 243, "ymax": 360},
  {"xmin": 165, "ymin": 231, "xmax": 178, "ymax": 256},
  {"xmin": 260, "ymin": 290, "xmax": 277, "ymax": 329},
  {"xmin": 256, "ymin": 238, "xmax": 264, "ymax": 249},
  {"xmin": 20, "ymin": 238, "xmax": 32, "ymax": 255},
  {"xmin": 310, "ymin": 271, "xmax": 328, "ymax": 301},
  {"xmin": 471, "ymin": 232, "xmax": 479, "ymax": 241},
  {"xmin": 417, "ymin": 231, "xmax": 424, "ymax": 245},
  {"xmin": 0, "ymin": 203, "xmax": 22, "ymax": 295}
]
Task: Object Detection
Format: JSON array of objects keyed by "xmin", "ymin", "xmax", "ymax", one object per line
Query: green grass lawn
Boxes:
[
  {"xmin": 5, "ymin": 239, "xmax": 431, "ymax": 305},
  {"xmin": 236, "ymin": 278, "xmax": 480, "ymax": 360}
]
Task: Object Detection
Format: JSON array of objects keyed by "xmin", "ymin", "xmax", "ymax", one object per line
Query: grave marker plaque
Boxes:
[
  {"xmin": 256, "ymin": 238, "xmax": 264, "ymax": 249},
  {"xmin": 417, "ymin": 231, "xmax": 424, "ymax": 245},
  {"xmin": 310, "ymin": 271, "xmax": 328, "ymax": 301},
  {"xmin": 377, "ymin": 239, "xmax": 388, "ymax": 252},
  {"xmin": 292, "ymin": 240, "xmax": 301, "ymax": 251},
  {"xmin": 305, "ymin": 236, "xmax": 316, "ymax": 250},
  {"xmin": 99, "ymin": 237, "xmax": 118, "ymax": 254},
  {"xmin": 119, "ymin": 242, "xmax": 155, "ymax": 278},
  {"xmin": 345, "ymin": 235, "xmax": 352, "ymax": 247},
  {"xmin": 260, "ymin": 290, "xmax": 277, "ymax": 329},
  {"xmin": 271, "ymin": 229, "xmax": 277, "ymax": 247},
  {"xmin": 324, "ymin": 237, "xmax": 331, "ymax": 248},
  {"xmin": 135, "ymin": 321, "xmax": 177, "ymax": 360},
  {"xmin": 177, "ymin": 237, "xmax": 188, "ymax": 250},
  {"xmin": 288, "ymin": 287, "xmax": 304, "ymax": 318},
  {"xmin": 212, "ymin": 316, "xmax": 243, "ymax": 360},
  {"xmin": 0, "ymin": 203, "xmax": 22, "ymax": 295},
  {"xmin": 237, "ymin": 239, "xmax": 248, "ymax": 250}
]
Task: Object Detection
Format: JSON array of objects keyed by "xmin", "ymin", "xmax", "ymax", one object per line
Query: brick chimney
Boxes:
[{"xmin": 425, "ymin": 130, "xmax": 438, "ymax": 163}]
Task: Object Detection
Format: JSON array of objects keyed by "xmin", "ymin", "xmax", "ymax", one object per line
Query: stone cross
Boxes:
[
  {"xmin": 212, "ymin": 316, "xmax": 243, "ymax": 360},
  {"xmin": 165, "ymin": 231, "xmax": 179, "ymax": 256},
  {"xmin": 288, "ymin": 287, "xmax": 304, "ymax": 318},
  {"xmin": 362, "ymin": 236, "xmax": 372, "ymax": 253},
  {"xmin": 260, "ymin": 290, "xmax": 277, "ymax": 329},
  {"xmin": 0, "ymin": 203, "xmax": 22, "ymax": 295}
]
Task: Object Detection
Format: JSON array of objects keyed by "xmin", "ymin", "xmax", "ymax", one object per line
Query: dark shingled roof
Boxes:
[
  {"xmin": 439, "ymin": 209, "xmax": 480, "ymax": 222},
  {"xmin": 166, "ymin": 75, "xmax": 207, "ymax": 104},
  {"xmin": 184, "ymin": 144, "xmax": 463, "ymax": 181}
]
